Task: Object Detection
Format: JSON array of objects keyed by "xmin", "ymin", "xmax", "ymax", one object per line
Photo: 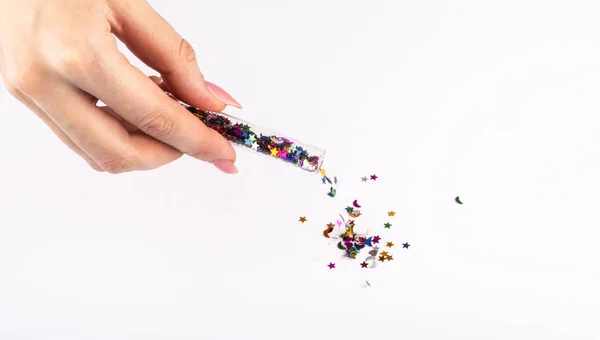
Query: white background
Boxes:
[{"xmin": 1, "ymin": 0, "xmax": 600, "ymax": 339}]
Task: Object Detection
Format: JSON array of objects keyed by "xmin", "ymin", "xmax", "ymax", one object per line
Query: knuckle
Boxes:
[
  {"xmin": 136, "ymin": 110, "xmax": 178, "ymax": 139},
  {"xmin": 4, "ymin": 62, "xmax": 44, "ymax": 94},
  {"xmin": 178, "ymin": 38, "xmax": 197, "ymax": 65},
  {"xmin": 189, "ymin": 142, "xmax": 209, "ymax": 159},
  {"xmin": 2, "ymin": 80, "xmax": 23, "ymax": 100},
  {"xmin": 48, "ymin": 45, "xmax": 100, "ymax": 80},
  {"xmin": 87, "ymin": 161, "xmax": 105, "ymax": 172},
  {"xmin": 98, "ymin": 154, "xmax": 137, "ymax": 174}
]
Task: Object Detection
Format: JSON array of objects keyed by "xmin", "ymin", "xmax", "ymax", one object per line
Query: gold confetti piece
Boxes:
[
  {"xmin": 386, "ymin": 242, "xmax": 394, "ymax": 248},
  {"xmin": 299, "ymin": 216, "xmax": 307, "ymax": 223},
  {"xmin": 387, "ymin": 211, "xmax": 396, "ymax": 217}
]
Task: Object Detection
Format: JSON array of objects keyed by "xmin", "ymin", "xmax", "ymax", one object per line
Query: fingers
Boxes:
[
  {"xmin": 33, "ymin": 79, "xmax": 183, "ymax": 173},
  {"xmin": 69, "ymin": 46, "xmax": 237, "ymax": 169},
  {"xmin": 109, "ymin": 0, "xmax": 241, "ymax": 111},
  {"xmin": 3, "ymin": 82, "xmax": 104, "ymax": 171}
]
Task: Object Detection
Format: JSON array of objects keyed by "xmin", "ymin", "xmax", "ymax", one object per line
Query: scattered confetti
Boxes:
[
  {"xmin": 365, "ymin": 280, "xmax": 371, "ymax": 287},
  {"xmin": 305, "ymin": 170, "xmax": 407, "ymax": 274},
  {"xmin": 455, "ymin": 196, "xmax": 463, "ymax": 204},
  {"xmin": 327, "ymin": 187, "xmax": 337, "ymax": 198},
  {"xmin": 403, "ymin": 243, "xmax": 410, "ymax": 249},
  {"xmin": 320, "ymin": 168, "xmax": 338, "ymax": 198},
  {"xmin": 299, "ymin": 216, "xmax": 307, "ymax": 223},
  {"xmin": 323, "ymin": 223, "xmax": 334, "ymax": 238}
]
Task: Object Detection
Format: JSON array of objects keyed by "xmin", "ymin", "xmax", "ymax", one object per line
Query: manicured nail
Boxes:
[
  {"xmin": 206, "ymin": 81, "xmax": 242, "ymax": 109},
  {"xmin": 212, "ymin": 159, "xmax": 238, "ymax": 174}
]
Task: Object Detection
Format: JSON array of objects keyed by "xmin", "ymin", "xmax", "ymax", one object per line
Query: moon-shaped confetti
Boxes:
[
  {"xmin": 363, "ymin": 255, "xmax": 378, "ymax": 268},
  {"xmin": 352, "ymin": 200, "xmax": 361, "ymax": 208},
  {"xmin": 455, "ymin": 196, "xmax": 463, "ymax": 204},
  {"xmin": 323, "ymin": 224, "xmax": 334, "ymax": 238}
]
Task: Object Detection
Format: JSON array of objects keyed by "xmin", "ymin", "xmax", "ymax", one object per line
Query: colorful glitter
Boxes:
[{"xmin": 176, "ymin": 99, "xmax": 325, "ymax": 172}]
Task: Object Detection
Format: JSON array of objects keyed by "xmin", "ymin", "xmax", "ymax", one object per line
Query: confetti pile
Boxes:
[
  {"xmin": 175, "ymin": 97, "xmax": 324, "ymax": 172},
  {"xmin": 310, "ymin": 171, "xmax": 411, "ymax": 273}
]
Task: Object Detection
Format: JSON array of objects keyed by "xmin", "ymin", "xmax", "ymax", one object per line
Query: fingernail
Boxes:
[
  {"xmin": 212, "ymin": 159, "xmax": 239, "ymax": 174},
  {"xmin": 206, "ymin": 81, "xmax": 243, "ymax": 109}
]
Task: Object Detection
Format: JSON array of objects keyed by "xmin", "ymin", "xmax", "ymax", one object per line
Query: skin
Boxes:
[{"xmin": 0, "ymin": 0, "xmax": 242, "ymax": 174}]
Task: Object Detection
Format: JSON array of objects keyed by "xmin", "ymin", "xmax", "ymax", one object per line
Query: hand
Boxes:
[{"xmin": 0, "ymin": 0, "xmax": 242, "ymax": 174}]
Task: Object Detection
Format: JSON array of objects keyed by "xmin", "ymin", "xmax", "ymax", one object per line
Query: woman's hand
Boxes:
[{"xmin": 0, "ymin": 0, "xmax": 241, "ymax": 174}]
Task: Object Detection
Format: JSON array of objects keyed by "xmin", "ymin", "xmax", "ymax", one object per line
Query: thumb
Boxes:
[{"xmin": 109, "ymin": 1, "xmax": 241, "ymax": 111}]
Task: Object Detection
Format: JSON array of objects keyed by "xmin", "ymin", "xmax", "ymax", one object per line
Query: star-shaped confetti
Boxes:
[
  {"xmin": 360, "ymin": 261, "xmax": 368, "ymax": 268},
  {"xmin": 387, "ymin": 211, "xmax": 396, "ymax": 217},
  {"xmin": 320, "ymin": 169, "xmax": 326, "ymax": 176},
  {"xmin": 326, "ymin": 222, "xmax": 335, "ymax": 228},
  {"xmin": 386, "ymin": 242, "xmax": 394, "ymax": 248},
  {"xmin": 385, "ymin": 254, "xmax": 393, "ymax": 261},
  {"xmin": 328, "ymin": 263, "xmax": 335, "ymax": 269},
  {"xmin": 249, "ymin": 134, "xmax": 257, "ymax": 142},
  {"xmin": 370, "ymin": 174, "xmax": 378, "ymax": 180},
  {"xmin": 299, "ymin": 216, "xmax": 307, "ymax": 223},
  {"xmin": 380, "ymin": 251, "xmax": 389, "ymax": 257},
  {"xmin": 270, "ymin": 148, "xmax": 278, "ymax": 156},
  {"xmin": 361, "ymin": 176, "xmax": 368, "ymax": 182},
  {"xmin": 378, "ymin": 255, "xmax": 386, "ymax": 262},
  {"xmin": 373, "ymin": 235, "xmax": 381, "ymax": 244},
  {"xmin": 345, "ymin": 206, "xmax": 354, "ymax": 213},
  {"xmin": 384, "ymin": 222, "xmax": 392, "ymax": 229},
  {"xmin": 403, "ymin": 242, "xmax": 410, "ymax": 249},
  {"xmin": 244, "ymin": 138, "xmax": 253, "ymax": 146}
]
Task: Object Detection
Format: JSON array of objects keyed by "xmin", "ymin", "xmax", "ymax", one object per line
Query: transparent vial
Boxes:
[{"xmin": 179, "ymin": 102, "xmax": 326, "ymax": 173}]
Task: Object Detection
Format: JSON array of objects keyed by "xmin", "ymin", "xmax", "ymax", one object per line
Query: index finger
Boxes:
[{"xmin": 76, "ymin": 48, "xmax": 237, "ymax": 166}]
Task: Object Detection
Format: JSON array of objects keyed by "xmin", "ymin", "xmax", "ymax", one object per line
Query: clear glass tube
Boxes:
[{"xmin": 178, "ymin": 101, "xmax": 326, "ymax": 173}]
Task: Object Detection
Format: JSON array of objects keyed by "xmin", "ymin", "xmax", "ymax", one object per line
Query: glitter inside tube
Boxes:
[{"xmin": 177, "ymin": 100, "xmax": 325, "ymax": 172}]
